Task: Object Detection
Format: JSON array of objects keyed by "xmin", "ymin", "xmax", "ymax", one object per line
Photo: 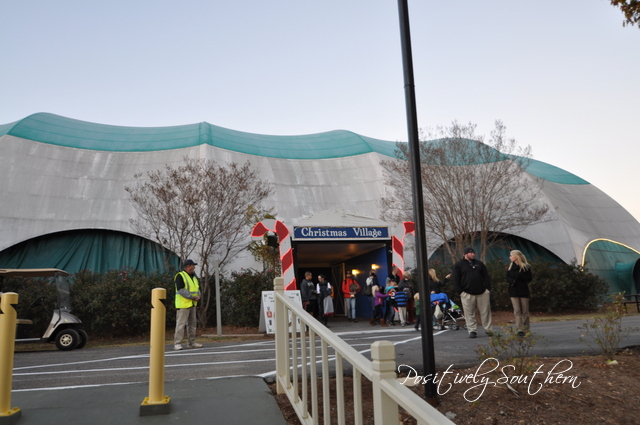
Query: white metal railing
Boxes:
[{"xmin": 273, "ymin": 277, "xmax": 455, "ymax": 425}]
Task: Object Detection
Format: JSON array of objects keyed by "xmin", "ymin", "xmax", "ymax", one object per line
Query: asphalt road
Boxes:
[{"xmin": 11, "ymin": 315, "xmax": 640, "ymax": 391}]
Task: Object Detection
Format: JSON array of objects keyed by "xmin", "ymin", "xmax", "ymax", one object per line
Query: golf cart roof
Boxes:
[{"xmin": 0, "ymin": 268, "xmax": 70, "ymax": 278}]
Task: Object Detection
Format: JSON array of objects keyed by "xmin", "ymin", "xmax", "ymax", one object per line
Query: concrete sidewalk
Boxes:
[{"xmin": 10, "ymin": 376, "xmax": 286, "ymax": 425}]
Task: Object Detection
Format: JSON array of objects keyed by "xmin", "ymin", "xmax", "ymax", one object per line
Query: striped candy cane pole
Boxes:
[
  {"xmin": 251, "ymin": 219, "xmax": 296, "ymax": 290},
  {"xmin": 391, "ymin": 221, "xmax": 415, "ymax": 277}
]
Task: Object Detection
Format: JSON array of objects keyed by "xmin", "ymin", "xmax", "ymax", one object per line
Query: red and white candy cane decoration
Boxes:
[
  {"xmin": 251, "ymin": 219, "xmax": 296, "ymax": 290},
  {"xmin": 391, "ymin": 221, "xmax": 415, "ymax": 276}
]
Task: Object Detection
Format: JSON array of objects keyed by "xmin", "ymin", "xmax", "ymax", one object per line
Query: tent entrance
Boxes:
[{"xmin": 293, "ymin": 240, "xmax": 389, "ymax": 318}]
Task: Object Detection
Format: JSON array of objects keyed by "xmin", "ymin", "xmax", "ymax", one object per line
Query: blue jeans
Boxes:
[{"xmin": 346, "ymin": 297, "xmax": 356, "ymax": 319}]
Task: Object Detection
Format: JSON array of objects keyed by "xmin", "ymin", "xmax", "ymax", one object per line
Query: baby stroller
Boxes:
[{"xmin": 430, "ymin": 292, "xmax": 464, "ymax": 331}]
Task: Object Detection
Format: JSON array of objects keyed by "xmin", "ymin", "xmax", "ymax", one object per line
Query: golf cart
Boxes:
[{"xmin": 0, "ymin": 268, "xmax": 88, "ymax": 351}]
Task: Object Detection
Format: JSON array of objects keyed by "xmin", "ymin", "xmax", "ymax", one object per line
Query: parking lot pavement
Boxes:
[{"xmin": 11, "ymin": 376, "xmax": 286, "ymax": 425}]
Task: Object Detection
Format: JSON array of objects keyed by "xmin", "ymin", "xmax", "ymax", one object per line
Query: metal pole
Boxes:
[
  {"xmin": 216, "ymin": 261, "xmax": 222, "ymax": 337},
  {"xmin": 396, "ymin": 0, "xmax": 438, "ymax": 404}
]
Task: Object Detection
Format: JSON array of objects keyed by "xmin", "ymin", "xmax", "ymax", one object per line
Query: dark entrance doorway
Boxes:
[{"xmin": 293, "ymin": 240, "xmax": 389, "ymax": 318}]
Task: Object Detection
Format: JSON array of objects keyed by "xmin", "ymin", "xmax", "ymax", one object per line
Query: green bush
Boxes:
[
  {"xmin": 220, "ymin": 268, "xmax": 276, "ymax": 327},
  {"xmin": 487, "ymin": 258, "xmax": 608, "ymax": 312},
  {"xmin": 0, "ymin": 277, "xmax": 59, "ymax": 337},
  {"xmin": 424, "ymin": 258, "xmax": 608, "ymax": 313},
  {"xmin": 71, "ymin": 269, "xmax": 175, "ymax": 337},
  {"xmin": 2, "ymin": 267, "xmax": 279, "ymax": 338}
]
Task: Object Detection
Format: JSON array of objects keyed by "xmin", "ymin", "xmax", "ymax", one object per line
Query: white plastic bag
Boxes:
[
  {"xmin": 323, "ymin": 296, "xmax": 334, "ymax": 316},
  {"xmin": 434, "ymin": 303, "xmax": 444, "ymax": 319}
]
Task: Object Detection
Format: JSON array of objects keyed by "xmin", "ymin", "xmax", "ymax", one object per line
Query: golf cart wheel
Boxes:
[
  {"xmin": 55, "ymin": 329, "xmax": 80, "ymax": 351},
  {"xmin": 76, "ymin": 329, "xmax": 89, "ymax": 349}
]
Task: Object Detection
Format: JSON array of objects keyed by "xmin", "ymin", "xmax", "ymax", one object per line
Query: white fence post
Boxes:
[
  {"xmin": 371, "ymin": 341, "xmax": 398, "ymax": 425},
  {"xmin": 274, "ymin": 277, "xmax": 288, "ymax": 394}
]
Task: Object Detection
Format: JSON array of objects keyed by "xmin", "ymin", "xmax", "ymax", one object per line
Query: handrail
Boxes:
[{"xmin": 273, "ymin": 277, "xmax": 454, "ymax": 425}]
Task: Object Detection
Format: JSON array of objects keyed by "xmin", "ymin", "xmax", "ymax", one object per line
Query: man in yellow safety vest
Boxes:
[{"xmin": 173, "ymin": 259, "xmax": 203, "ymax": 350}]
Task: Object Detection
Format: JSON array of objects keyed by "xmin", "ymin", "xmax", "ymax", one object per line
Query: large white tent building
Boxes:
[{"xmin": 1, "ymin": 113, "xmax": 639, "ymax": 294}]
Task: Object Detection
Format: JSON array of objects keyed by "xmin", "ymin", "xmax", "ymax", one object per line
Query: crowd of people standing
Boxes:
[{"xmin": 297, "ymin": 247, "xmax": 533, "ymax": 339}]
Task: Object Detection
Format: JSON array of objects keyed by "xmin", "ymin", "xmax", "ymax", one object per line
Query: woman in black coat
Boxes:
[{"xmin": 506, "ymin": 250, "xmax": 533, "ymax": 337}]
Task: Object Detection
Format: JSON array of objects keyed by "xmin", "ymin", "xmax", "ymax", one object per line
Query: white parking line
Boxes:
[
  {"xmin": 14, "ymin": 342, "xmax": 277, "ymax": 371},
  {"xmin": 14, "ymin": 358, "xmax": 277, "ymax": 377}
]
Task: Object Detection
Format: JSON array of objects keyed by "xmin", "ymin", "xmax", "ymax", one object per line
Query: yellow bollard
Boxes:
[
  {"xmin": 0, "ymin": 292, "xmax": 21, "ymax": 424},
  {"xmin": 140, "ymin": 288, "xmax": 170, "ymax": 416}
]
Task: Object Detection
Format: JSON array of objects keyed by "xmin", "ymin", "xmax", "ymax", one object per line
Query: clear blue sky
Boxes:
[{"xmin": 2, "ymin": 1, "xmax": 639, "ymax": 220}]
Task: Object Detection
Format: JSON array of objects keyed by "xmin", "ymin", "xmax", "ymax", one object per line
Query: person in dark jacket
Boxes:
[
  {"xmin": 398, "ymin": 272, "xmax": 415, "ymax": 323},
  {"xmin": 452, "ymin": 247, "xmax": 493, "ymax": 338},
  {"xmin": 507, "ymin": 250, "xmax": 533, "ymax": 337},
  {"xmin": 300, "ymin": 271, "xmax": 317, "ymax": 318},
  {"xmin": 428, "ymin": 268, "xmax": 445, "ymax": 294},
  {"xmin": 385, "ymin": 288, "xmax": 398, "ymax": 325},
  {"xmin": 366, "ymin": 271, "xmax": 379, "ymax": 321},
  {"xmin": 385, "ymin": 266, "xmax": 400, "ymax": 289}
]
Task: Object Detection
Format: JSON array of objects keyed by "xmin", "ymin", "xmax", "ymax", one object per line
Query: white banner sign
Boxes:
[{"xmin": 259, "ymin": 290, "xmax": 302, "ymax": 334}]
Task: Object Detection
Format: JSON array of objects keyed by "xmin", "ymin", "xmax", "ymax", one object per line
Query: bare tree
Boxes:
[
  {"xmin": 380, "ymin": 121, "xmax": 550, "ymax": 263},
  {"xmin": 125, "ymin": 157, "xmax": 273, "ymax": 326}
]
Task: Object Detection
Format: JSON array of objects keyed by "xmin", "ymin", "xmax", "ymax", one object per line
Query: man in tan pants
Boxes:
[{"xmin": 452, "ymin": 247, "xmax": 493, "ymax": 339}]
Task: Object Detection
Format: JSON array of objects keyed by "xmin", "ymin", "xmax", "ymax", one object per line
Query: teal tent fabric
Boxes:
[
  {"xmin": 429, "ymin": 234, "xmax": 564, "ymax": 266},
  {"xmin": 0, "ymin": 113, "xmax": 396, "ymax": 159},
  {"xmin": 0, "ymin": 113, "xmax": 589, "ymax": 184},
  {"xmin": 584, "ymin": 240, "xmax": 640, "ymax": 295},
  {"xmin": 0, "ymin": 229, "xmax": 179, "ymax": 275}
]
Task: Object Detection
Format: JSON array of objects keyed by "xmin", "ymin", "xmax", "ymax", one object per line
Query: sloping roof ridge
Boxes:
[
  {"xmin": 0, "ymin": 112, "xmax": 44, "ymax": 137},
  {"xmin": 337, "ymin": 129, "xmax": 377, "ymax": 153},
  {"xmin": 0, "ymin": 113, "xmax": 588, "ymax": 184}
]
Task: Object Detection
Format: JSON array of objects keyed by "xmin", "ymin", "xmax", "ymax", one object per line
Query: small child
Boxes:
[
  {"xmin": 414, "ymin": 292, "xmax": 421, "ymax": 331},
  {"xmin": 386, "ymin": 288, "xmax": 397, "ymax": 326},
  {"xmin": 371, "ymin": 285, "xmax": 390, "ymax": 326},
  {"xmin": 394, "ymin": 287, "xmax": 408, "ymax": 326}
]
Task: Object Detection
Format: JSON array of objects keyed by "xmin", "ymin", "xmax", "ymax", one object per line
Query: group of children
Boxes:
[
  {"xmin": 369, "ymin": 268, "xmax": 458, "ymax": 331},
  {"xmin": 369, "ymin": 270, "xmax": 414, "ymax": 327}
]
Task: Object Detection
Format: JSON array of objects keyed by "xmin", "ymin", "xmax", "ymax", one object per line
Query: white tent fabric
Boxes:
[
  {"xmin": 294, "ymin": 209, "xmax": 390, "ymax": 229},
  {"xmin": 1, "ymin": 113, "xmax": 640, "ymax": 273}
]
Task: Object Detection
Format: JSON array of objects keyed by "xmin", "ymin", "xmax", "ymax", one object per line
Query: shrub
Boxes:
[
  {"xmin": 476, "ymin": 325, "xmax": 543, "ymax": 395},
  {"xmin": 220, "ymin": 268, "xmax": 276, "ymax": 327},
  {"xmin": 71, "ymin": 269, "xmax": 175, "ymax": 337},
  {"xmin": 2, "ymin": 267, "xmax": 279, "ymax": 338},
  {"xmin": 425, "ymin": 257, "xmax": 608, "ymax": 313},
  {"xmin": 486, "ymin": 258, "xmax": 608, "ymax": 312},
  {"xmin": 0, "ymin": 276, "xmax": 59, "ymax": 337},
  {"xmin": 580, "ymin": 293, "xmax": 639, "ymax": 361}
]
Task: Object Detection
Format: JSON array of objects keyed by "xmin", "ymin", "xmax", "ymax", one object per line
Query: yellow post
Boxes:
[
  {"xmin": 140, "ymin": 288, "xmax": 170, "ymax": 416},
  {"xmin": 0, "ymin": 292, "xmax": 22, "ymax": 423}
]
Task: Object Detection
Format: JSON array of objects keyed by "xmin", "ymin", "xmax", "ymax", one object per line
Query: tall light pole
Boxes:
[{"xmin": 396, "ymin": 0, "xmax": 438, "ymax": 405}]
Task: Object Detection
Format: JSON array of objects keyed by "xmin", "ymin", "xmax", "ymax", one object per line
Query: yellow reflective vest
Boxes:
[{"xmin": 174, "ymin": 271, "xmax": 200, "ymax": 309}]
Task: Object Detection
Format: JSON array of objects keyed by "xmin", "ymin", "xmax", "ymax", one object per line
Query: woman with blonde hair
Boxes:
[
  {"xmin": 428, "ymin": 268, "xmax": 445, "ymax": 293},
  {"xmin": 507, "ymin": 250, "xmax": 533, "ymax": 337}
]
